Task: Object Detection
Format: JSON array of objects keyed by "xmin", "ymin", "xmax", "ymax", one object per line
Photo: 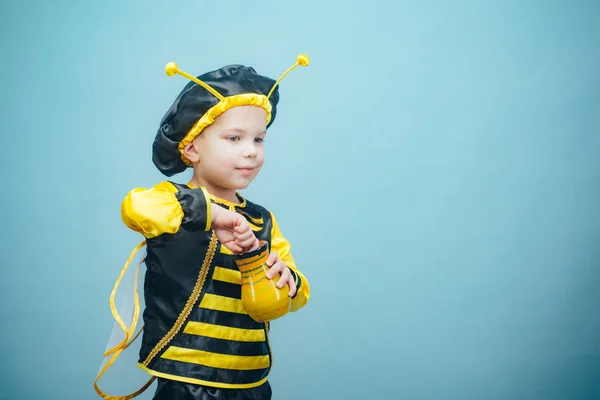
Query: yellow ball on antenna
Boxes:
[
  {"xmin": 165, "ymin": 62, "xmax": 179, "ymax": 76},
  {"xmin": 297, "ymin": 54, "xmax": 310, "ymax": 66}
]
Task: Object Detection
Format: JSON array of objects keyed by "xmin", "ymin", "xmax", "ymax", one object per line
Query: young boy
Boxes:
[{"xmin": 98, "ymin": 56, "xmax": 311, "ymax": 400}]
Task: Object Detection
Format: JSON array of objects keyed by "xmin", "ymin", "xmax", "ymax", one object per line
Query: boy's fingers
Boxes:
[
  {"xmin": 267, "ymin": 251, "xmax": 278, "ymax": 267},
  {"xmin": 266, "ymin": 260, "xmax": 283, "ymax": 279},
  {"xmin": 276, "ymin": 268, "xmax": 291, "ymax": 288},
  {"xmin": 227, "ymin": 243, "xmax": 243, "ymax": 254},
  {"xmin": 234, "ymin": 216, "xmax": 250, "ymax": 231},
  {"xmin": 234, "ymin": 229, "xmax": 253, "ymax": 242},
  {"xmin": 234, "ymin": 223, "xmax": 250, "ymax": 233},
  {"xmin": 288, "ymin": 278, "xmax": 297, "ymax": 297},
  {"xmin": 237, "ymin": 236, "xmax": 257, "ymax": 249}
]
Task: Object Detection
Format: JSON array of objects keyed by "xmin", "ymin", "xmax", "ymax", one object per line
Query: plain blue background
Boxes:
[{"xmin": 1, "ymin": 0, "xmax": 599, "ymax": 399}]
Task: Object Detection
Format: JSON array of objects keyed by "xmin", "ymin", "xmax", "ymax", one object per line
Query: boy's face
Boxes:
[{"xmin": 184, "ymin": 105, "xmax": 267, "ymax": 192}]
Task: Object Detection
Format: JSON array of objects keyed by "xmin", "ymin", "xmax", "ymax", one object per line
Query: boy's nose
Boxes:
[{"xmin": 242, "ymin": 144, "xmax": 257, "ymax": 158}]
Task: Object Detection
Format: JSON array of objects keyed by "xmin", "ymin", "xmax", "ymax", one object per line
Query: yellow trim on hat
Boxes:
[{"xmin": 177, "ymin": 93, "xmax": 272, "ymax": 165}]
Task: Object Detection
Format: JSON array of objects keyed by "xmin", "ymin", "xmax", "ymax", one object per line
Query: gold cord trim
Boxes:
[{"xmin": 142, "ymin": 232, "xmax": 218, "ymax": 366}]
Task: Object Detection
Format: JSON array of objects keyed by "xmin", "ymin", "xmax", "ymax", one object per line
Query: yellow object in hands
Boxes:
[{"xmin": 232, "ymin": 241, "xmax": 291, "ymax": 322}]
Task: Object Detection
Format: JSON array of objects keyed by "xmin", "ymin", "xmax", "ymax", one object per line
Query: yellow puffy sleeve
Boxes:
[
  {"xmin": 121, "ymin": 181, "xmax": 212, "ymax": 239},
  {"xmin": 269, "ymin": 211, "xmax": 310, "ymax": 312}
]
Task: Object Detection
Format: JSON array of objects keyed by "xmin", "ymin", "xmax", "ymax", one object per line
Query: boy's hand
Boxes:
[
  {"xmin": 265, "ymin": 251, "xmax": 297, "ymax": 297},
  {"xmin": 211, "ymin": 204, "xmax": 259, "ymax": 253}
]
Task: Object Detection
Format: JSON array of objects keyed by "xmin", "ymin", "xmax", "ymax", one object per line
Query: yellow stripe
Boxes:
[
  {"xmin": 250, "ymin": 223, "xmax": 262, "ymax": 232},
  {"xmin": 161, "ymin": 347, "xmax": 270, "ymax": 370},
  {"xmin": 138, "ymin": 364, "xmax": 268, "ymax": 389},
  {"xmin": 236, "ymin": 252, "xmax": 267, "ymax": 268},
  {"xmin": 183, "ymin": 321, "xmax": 265, "ymax": 342},
  {"xmin": 200, "ymin": 187, "xmax": 212, "ymax": 231},
  {"xmin": 212, "ymin": 267, "xmax": 241, "ymax": 284},
  {"xmin": 220, "ymin": 245, "xmax": 233, "ymax": 255},
  {"xmin": 200, "ymin": 294, "xmax": 246, "ymax": 314}
]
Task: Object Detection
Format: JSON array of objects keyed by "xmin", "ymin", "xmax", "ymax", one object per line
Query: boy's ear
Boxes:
[{"xmin": 183, "ymin": 142, "xmax": 200, "ymax": 163}]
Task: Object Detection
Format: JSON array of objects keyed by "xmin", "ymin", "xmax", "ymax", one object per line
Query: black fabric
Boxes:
[
  {"xmin": 192, "ymin": 308, "xmax": 265, "ymax": 330},
  {"xmin": 153, "ymin": 378, "xmax": 272, "ymax": 400},
  {"xmin": 175, "ymin": 333, "xmax": 269, "ymax": 357},
  {"xmin": 216, "ymin": 256, "xmax": 240, "ymax": 271},
  {"xmin": 174, "ymin": 186, "xmax": 210, "ymax": 232},
  {"xmin": 208, "ymin": 279, "xmax": 243, "ymax": 299},
  {"xmin": 153, "ymin": 65, "xmax": 280, "ymax": 177}
]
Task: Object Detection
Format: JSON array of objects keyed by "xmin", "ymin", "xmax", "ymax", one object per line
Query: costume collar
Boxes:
[{"xmin": 186, "ymin": 181, "xmax": 247, "ymax": 208}]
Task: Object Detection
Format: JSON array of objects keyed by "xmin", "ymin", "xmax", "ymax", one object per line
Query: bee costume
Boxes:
[{"xmin": 95, "ymin": 55, "xmax": 311, "ymax": 400}]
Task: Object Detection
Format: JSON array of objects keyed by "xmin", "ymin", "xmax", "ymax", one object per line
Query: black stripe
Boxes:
[
  {"xmin": 191, "ymin": 308, "xmax": 265, "ymax": 330},
  {"xmin": 153, "ymin": 357, "xmax": 269, "ymax": 386},
  {"xmin": 234, "ymin": 208, "xmax": 265, "ymax": 230},
  {"xmin": 292, "ymin": 272, "xmax": 301, "ymax": 299},
  {"xmin": 207, "ymin": 279, "xmax": 241, "ymax": 299},
  {"xmin": 175, "ymin": 333, "xmax": 269, "ymax": 357},
  {"xmin": 216, "ymin": 257, "xmax": 239, "ymax": 271}
]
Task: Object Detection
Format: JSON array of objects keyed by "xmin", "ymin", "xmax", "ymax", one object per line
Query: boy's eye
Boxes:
[
  {"xmin": 254, "ymin": 137, "xmax": 265, "ymax": 143},
  {"xmin": 228, "ymin": 136, "xmax": 241, "ymax": 142}
]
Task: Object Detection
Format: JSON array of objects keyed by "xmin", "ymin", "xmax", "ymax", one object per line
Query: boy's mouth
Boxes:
[{"xmin": 236, "ymin": 166, "xmax": 256, "ymax": 175}]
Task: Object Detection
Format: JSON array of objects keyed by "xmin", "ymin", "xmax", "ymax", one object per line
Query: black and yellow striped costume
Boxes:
[{"xmin": 120, "ymin": 180, "xmax": 310, "ymax": 395}]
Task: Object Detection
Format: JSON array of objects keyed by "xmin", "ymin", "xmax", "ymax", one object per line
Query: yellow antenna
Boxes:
[
  {"xmin": 165, "ymin": 62, "xmax": 225, "ymax": 101},
  {"xmin": 267, "ymin": 54, "xmax": 310, "ymax": 99}
]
